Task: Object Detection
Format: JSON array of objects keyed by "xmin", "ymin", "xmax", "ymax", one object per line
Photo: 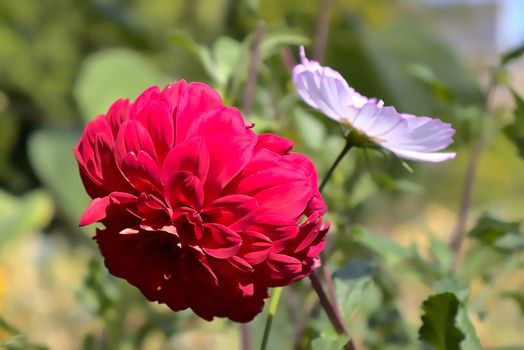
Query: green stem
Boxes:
[
  {"xmin": 260, "ymin": 287, "xmax": 283, "ymax": 350},
  {"xmin": 319, "ymin": 138, "xmax": 354, "ymax": 192}
]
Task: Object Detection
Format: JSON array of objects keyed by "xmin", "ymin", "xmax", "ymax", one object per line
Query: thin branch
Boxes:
[
  {"xmin": 449, "ymin": 74, "xmax": 497, "ymax": 270},
  {"xmin": 243, "ymin": 21, "xmax": 266, "ymax": 117},
  {"xmin": 309, "ymin": 273, "xmax": 356, "ymax": 350},
  {"xmin": 313, "ymin": 0, "xmax": 333, "ymax": 63}
]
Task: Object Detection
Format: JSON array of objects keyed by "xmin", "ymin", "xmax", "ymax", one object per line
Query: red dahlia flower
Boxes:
[{"xmin": 74, "ymin": 81, "xmax": 328, "ymax": 322}]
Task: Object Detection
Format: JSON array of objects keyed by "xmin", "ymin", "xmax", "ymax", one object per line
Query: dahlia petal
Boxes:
[
  {"xmin": 255, "ymin": 134, "xmax": 294, "ymax": 155},
  {"xmin": 162, "ymin": 137, "xmax": 210, "ymax": 184},
  {"xmin": 237, "ymin": 165, "xmax": 311, "ymax": 218},
  {"xmin": 80, "ymin": 196, "xmax": 111, "ymax": 226},
  {"xmin": 77, "ymin": 80, "xmax": 329, "ymax": 323},
  {"xmin": 175, "ymin": 82, "xmax": 223, "ymax": 143},
  {"xmin": 135, "ymin": 99, "xmax": 174, "ymax": 162},
  {"xmin": 186, "ymin": 106, "xmax": 248, "ymax": 139},
  {"xmin": 202, "ymin": 195, "xmax": 258, "ymax": 231},
  {"xmin": 266, "ymin": 253, "xmax": 303, "ymax": 278},
  {"xmin": 94, "ymin": 134, "xmax": 133, "ymax": 193},
  {"xmin": 172, "ymin": 207, "xmax": 204, "ymax": 242},
  {"xmin": 121, "ymin": 151, "xmax": 163, "ymax": 193},
  {"xmin": 201, "ymin": 223, "xmax": 242, "ymax": 259},
  {"xmin": 115, "ymin": 120, "xmax": 157, "ymax": 164},
  {"xmin": 137, "ymin": 193, "xmax": 171, "ymax": 229},
  {"xmin": 239, "ymin": 282, "xmax": 255, "ymax": 297},
  {"xmin": 165, "ymin": 170, "xmax": 204, "ymax": 211},
  {"xmin": 238, "ymin": 230, "xmax": 273, "ymax": 265},
  {"xmin": 129, "ymin": 86, "xmax": 162, "ymax": 118},
  {"xmin": 106, "ymin": 98, "xmax": 130, "ymax": 137},
  {"xmin": 204, "ymin": 135, "xmax": 255, "ymax": 202},
  {"xmin": 159, "ymin": 278, "xmax": 190, "ymax": 311}
]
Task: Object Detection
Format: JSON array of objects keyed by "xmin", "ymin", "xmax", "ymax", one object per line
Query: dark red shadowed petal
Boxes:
[
  {"xmin": 202, "ymin": 195, "xmax": 257, "ymax": 231},
  {"xmin": 137, "ymin": 193, "xmax": 171, "ymax": 230}
]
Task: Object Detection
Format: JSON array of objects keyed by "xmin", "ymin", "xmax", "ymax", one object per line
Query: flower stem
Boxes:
[
  {"xmin": 260, "ymin": 287, "xmax": 283, "ymax": 350},
  {"xmin": 319, "ymin": 137, "xmax": 354, "ymax": 192},
  {"xmin": 309, "ymin": 272, "xmax": 346, "ymax": 334},
  {"xmin": 312, "ymin": 137, "xmax": 356, "ymax": 349}
]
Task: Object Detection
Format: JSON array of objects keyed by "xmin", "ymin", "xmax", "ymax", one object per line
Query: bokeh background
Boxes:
[{"xmin": 1, "ymin": 0, "xmax": 523, "ymax": 349}]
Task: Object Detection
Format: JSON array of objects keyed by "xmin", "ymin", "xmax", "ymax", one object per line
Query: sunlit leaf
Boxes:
[
  {"xmin": 211, "ymin": 36, "xmax": 242, "ymax": 87},
  {"xmin": 419, "ymin": 292, "xmax": 464, "ymax": 350},
  {"xmin": 293, "ymin": 107, "xmax": 327, "ymax": 151},
  {"xmin": 74, "ymin": 48, "xmax": 167, "ymax": 122},
  {"xmin": 351, "ymin": 226, "xmax": 409, "ymax": 266},
  {"xmin": 334, "ymin": 259, "xmax": 375, "ymax": 321},
  {"xmin": 433, "ymin": 277, "xmax": 469, "ymax": 303},
  {"xmin": 259, "ymin": 30, "xmax": 309, "ymax": 60},
  {"xmin": 28, "ymin": 129, "xmax": 90, "ymax": 225},
  {"xmin": 456, "ymin": 306, "xmax": 482, "ymax": 350}
]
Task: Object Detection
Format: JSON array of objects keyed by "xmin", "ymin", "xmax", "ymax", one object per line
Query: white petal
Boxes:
[
  {"xmin": 388, "ymin": 149, "xmax": 456, "ymax": 162},
  {"xmin": 292, "ymin": 46, "xmax": 372, "ymax": 122}
]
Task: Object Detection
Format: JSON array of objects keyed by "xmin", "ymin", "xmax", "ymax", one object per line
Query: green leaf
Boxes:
[
  {"xmin": 259, "ymin": 30, "xmax": 309, "ymax": 61},
  {"xmin": 468, "ymin": 214, "xmax": 523, "ymax": 253},
  {"xmin": 292, "ymin": 107, "xmax": 327, "ymax": 150},
  {"xmin": 0, "ymin": 190, "xmax": 53, "ymax": 249},
  {"xmin": 334, "ymin": 259, "xmax": 375, "ymax": 320},
  {"xmin": 311, "ymin": 333, "xmax": 350, "ymax": 350},
  {"xmin": 74, "ymin": 48, "xmax": 167, "ymax": 122},
  {"xmin": 504, "ymin": 90, "xmax": 524, "ymax": 158},
  {"xmin": 501, "ymin": 44, "xmax": 524, "ymax": 66},
  {"xmin": 419, "ymin": 292, "xmax": 465, "ymax": 350},
  {"xmin": 171, "ymin": 31, "xmax": 221, "ymax": 84},
  {"xmin": 456, "ymin": 306, "xmax": 482, "ymax": 350},
  {"xmin": 433, "ymin": 278, "xmax": 469, "ymax": 303},
  {"xmin": 28, "ymin": 129, "xmax": 90, "ymax": 224},
  {"xmin": 351, "ymin": 226, "xmax": 409, "ymax": 266},
  {"xmin": 211, "ymin": 36, "xmax": 242, "ymax": 88}
]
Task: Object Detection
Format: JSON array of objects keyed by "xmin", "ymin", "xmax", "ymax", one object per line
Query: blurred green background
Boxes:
[{"xmin": 1, "ymin": 0, "xmax": 523, "ymax": 349}]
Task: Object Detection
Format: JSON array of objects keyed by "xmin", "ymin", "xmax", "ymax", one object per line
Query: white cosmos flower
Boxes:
[{"xmin": 292, "ymin": 46, "xmax": 456, "ymax": 162}]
